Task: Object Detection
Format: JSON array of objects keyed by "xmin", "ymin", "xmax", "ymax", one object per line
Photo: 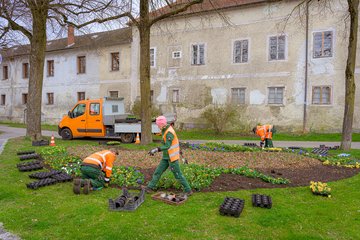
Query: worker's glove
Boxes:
[
  {"xmin": 260, "ymin": 141, "xmax": 264, "ymax": 148},
  {"xmin": 148, "ymin": 147, "xmax": 160, "ymax": 156},
  {"xmin": 104, "ymin": 178, "xmax": 110, "ymax": 187}
]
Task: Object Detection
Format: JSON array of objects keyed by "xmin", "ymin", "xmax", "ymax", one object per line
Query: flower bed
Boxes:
[{"xmin": 310, "ymin": 181, "xmax": 331, "ymax": 197}]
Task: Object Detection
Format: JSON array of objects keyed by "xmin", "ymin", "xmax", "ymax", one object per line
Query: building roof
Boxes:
[
  {"xmin": 1, "ymin": 27, "xmax": 132, "ymax": 59},
  {"xmin": 150, "ymin": 0, "xmax": 278, "ymax": 18}
]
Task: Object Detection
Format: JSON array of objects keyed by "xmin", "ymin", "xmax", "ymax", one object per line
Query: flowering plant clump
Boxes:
[
  {"xmin": 310, "ymin": 181, "xmax": 331, "ymax": 197},
  {"xmin": 110, "ymin": 166, "xmax": 144, "ymax": 188},
  {"xmin": 181, "ymin": 142, "xmax": 261, "ymax": 152}
]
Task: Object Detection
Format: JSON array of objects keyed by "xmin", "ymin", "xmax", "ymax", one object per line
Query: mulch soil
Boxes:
[{"xmin": 67, "ymin": 145, "xmax": 360, "ymax": 192}]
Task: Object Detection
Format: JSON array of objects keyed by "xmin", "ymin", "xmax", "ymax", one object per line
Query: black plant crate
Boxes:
[
  {"xmin": 51, "ymin": 172, "xmax": 73, "ymax": 182},
  {"xmin": 252, "ymin": 194, "xmax": 272, "ymax": 209},
  {"xmin": 29, "ymin": 170, "xmax": 62, "ymax": 179},
  {"xmin": 32, "ymin": 140, "xmax": 49, "ymax": 146},
  {"xmin": 311, "ymin": 148, "xmax": 328, "ymax": 156},
  {"xmin": 219, "ymin": 197, "xmax": 245, "ymax": 218},
  {"xmin": 18, "ymin": 164, "xmax": 43, "ymax": 172},
  {"xmin": 19, "ymin": 153, "xmax": 40, "ymax": 161},
  {"xmin": 243, "ymin": 143, "xmax": 258, "ymax": 147},
  {"xmin": 26, "ymin": 178, "xmax": 58, "ymax": 190},
  {"xmin": 17, "ymin": 150, "xmax": 35, "ymax": 155},
  {"xmin": 109, "ymin": 188, "xmax": 145, "ymax": 211}
]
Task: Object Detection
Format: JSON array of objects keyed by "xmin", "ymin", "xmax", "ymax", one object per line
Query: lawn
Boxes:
[{"xmin": 0, "ymin": 138, "xmax": 359, "ymax": 240}]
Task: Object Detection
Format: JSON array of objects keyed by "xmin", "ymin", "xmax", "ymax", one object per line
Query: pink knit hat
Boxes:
[{"xmin": 156, "ymin": 116, "xmax": 167, "ymax": 127}]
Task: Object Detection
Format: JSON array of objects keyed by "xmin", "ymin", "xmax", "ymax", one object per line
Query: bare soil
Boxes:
[{"xmin": 67, "ymin": 145, "xmax": 360, "ymax": 191}]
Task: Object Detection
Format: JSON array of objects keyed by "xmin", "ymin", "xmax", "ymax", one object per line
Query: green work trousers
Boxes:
[
  {"xmin": 148, "ymin": 159, "xmax": 191, "ymax": 192},
  {"xmin": 81, "ymin": 165, "xmax": 105, "ymax": 188},
  {"xmin": 265, "ymin": 139, "xmax": 274, "ymax": 148}
]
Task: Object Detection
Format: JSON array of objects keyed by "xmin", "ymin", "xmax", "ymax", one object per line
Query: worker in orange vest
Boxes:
[
  {"xmin": 145, "ymin": 116, "xmax": 193, "ymax": 196},
  {"xmin": 73, "ymin": 148, "xmax": 119, "ymax": 194},
  {"xmin": 252, "ymin": 124, "xmax": 276, "ymax": 148}
]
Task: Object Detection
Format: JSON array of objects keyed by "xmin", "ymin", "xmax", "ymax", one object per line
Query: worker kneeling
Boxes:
[
  {"xmin": 253, "ymin": 124, "xmax": 276, "ymax": 148},
  {"xmin": 73, "ymin": 148, "xmax": 119, "ymax": 194}
]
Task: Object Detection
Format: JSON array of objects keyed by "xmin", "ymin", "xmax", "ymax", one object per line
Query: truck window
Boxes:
[
  {"xmin": 90, "ymin": 103, "xmax": 100, "ymax": 115},
  {"xmin": 73, "ymin": 103, "xmax": 86, "ymax": 118}
]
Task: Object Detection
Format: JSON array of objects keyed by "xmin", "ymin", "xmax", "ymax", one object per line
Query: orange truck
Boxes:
[{"xmin": 58, "ymin": 97, "xmax": 175, "ymax": 143}]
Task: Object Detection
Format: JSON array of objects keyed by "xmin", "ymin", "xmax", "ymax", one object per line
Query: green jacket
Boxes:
[{"xmin": 158, "ymin": 125, "xmax": 175, "ymax": 160}]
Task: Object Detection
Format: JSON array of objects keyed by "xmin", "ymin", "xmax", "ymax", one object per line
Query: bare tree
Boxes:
[{"xmin": 0, "ymin": 0, "xmax": 131, "ymax": 140}]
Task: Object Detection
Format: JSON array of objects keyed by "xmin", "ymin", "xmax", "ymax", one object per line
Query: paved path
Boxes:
[{"xmin": 1, "ymin": 125, "xmax": 360, "ymax": 153}]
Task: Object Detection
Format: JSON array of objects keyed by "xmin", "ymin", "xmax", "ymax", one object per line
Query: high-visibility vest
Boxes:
[
  {"xmin": 163, "ymin": 126, "xmax": 180, "ymax": 162},
  {"xmin": 83, "ymin": 150, "xmax": 116, "ymax": 181},
  {"xmin": 256, "ymin": 125, "xmax": 273, "ymax": 141}
]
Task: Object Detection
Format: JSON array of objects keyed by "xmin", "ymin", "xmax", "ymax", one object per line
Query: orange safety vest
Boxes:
[
  {"xmin": 163, "ymin": 126, "xmax": 180, "ymax": 162},
  {"xmin": 256, "ymin": 125, "xmax": 273, "ymax": 141},
  {"xmin": 83, "ymin": 150, "xmax": 116, "ymax": 181}
]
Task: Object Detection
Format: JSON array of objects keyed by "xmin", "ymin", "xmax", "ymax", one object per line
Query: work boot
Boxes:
[
  {"xmin": 73, "ymin": 179, "xmax": 82, "ymax": 195},
  {"xmin": 184, "ymin": 190, "xmax": 193, "ymax": 197},
  {"xmin": 83, "ymin": 179, "xmax": 91, "ymax": 195}
]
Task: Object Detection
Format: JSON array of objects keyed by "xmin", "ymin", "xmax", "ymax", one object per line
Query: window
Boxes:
[
  {"xmin": 73, "ymin": 103, "xmax": 86, "ymax": 118},
  {"xmin": 231, "ymin": 88, "xmax": 245, "ymax": 104},
  {"xmin": 3, "ymin": 66, "xmax": 8, "ymax": 80},
  {"xmin": 233, "ymin": 40, "xmax": 248, "ymax": 63},
  {"xmin": 0, "ymin": 95, "xmax": 5, "ymax": 105},
  {"xmin": 313, "ymin": 31, "xmax": 333, "ymax": 58},
  {"xmin": 47, "ymin": 92, "xmax": 54, "ymax": 105},
  {"xmin": 111, "ymin": 52, "xmax": 119, "ymax": 71},
  {"xmin": 109, "ymin": 91, "xmax": 119, "ymax": 98},
  {"xmin": 268, "ymin": 87, "xmax": 284, "ymax": 104},
  {"xmin": 150, "ymin": 48, "xmax": 156, "ymax": 67},
  {"xmin": 77, "ymin": 92, "xmax": 85, "ymax": 101},
  {"xmin": 312, "ymin": 86, "xmax": 331, "ymax": 105},
  {"xmin": 23, "ymin": 63, "xmax": 29, "ymax": 78},
  {"xmin": 22, "ymin": 93, "xmax": 28, "ymax": 105},
  {"xmin": 172, "ymin": 51, "xmax": 181, "ymax": 59},
  {"xmin": 77, "ymin": 56, "xmax": 86, "ymax": 74},
  {"xmin": 47, "ymin": 60, "xmax": 54, "ymax": 77},
  {"xmin": 269, "ymin": 35, "xmax": 286, "ymax": 61},
  {"xmin": 90, "ymin": 103, "xmax": 100, "ymax": 115},
  {"xmin": 172, "ymin": 89, "xmax": 179, "ymax": 103},
  {"xmin": 150, "ymin": 90, "xmax": 154, "ymax": 103},
  {"xmin": 112, "ymin": 105, "xmax": 119, "ymax": 113},
  {"xmin": 191, "ymin": 44, "xmax": 205, "ymax": 65}
]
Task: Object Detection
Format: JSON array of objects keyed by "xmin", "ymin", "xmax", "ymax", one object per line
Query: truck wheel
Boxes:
[
  {"xmin": 60, "ymin": 128, "xmax": 73, "ymax": 140},
  {"xmin": 120, "ymin": 133, "xmax": 135, "ymax": 143}
]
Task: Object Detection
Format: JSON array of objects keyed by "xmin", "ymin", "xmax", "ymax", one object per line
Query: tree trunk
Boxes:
[
  {"xmin": 341, "ymin": 0, "xmax": 359, "ymax": 150},
  {"xmin": 138, "ymin": 0, "xmax": 152, "ymax": 145},
  {"xmin": 26, "ymin": 5, "xmax": 48, "ymax": 140}
]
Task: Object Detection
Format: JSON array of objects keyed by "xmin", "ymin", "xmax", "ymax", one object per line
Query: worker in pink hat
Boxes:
[{"xmin": 145, "ymin": 115, "xmax": 193, "ymax": 196}]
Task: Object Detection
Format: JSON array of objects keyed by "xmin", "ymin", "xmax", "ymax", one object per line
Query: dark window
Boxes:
[
  {"xmin": 23, "ymin": 63, "xmax": 29, "ymax": 78},
  {"xmin": 47, "ymin": 60, "xmax": 54, "ymax": 77},
  {"xmin": 77, "ymin": 92, "xmax": 85, "ymax": 101},
  {"xmin": 191, "ymin": 44, "xmax": 205, "ymax": 65},
  {"xmin": 111, "ymin": 52, "xmax": 120, "ymax": 71},
  {"xmin": 0, "ymin": 94, "xmax": 5, "ymax": 105},
  {"xmin": 90, "ymin": 103, "xmax": 100, "ymax": 115},
  {"xmin": 109, "ymin": 91, "xmax": 118, "ymax": 98},
  {"xmin": 150, "ymin": 90, "xmax": 154, "ymax": 103},
  {"xmin": 233, "ymin": 40, "xmax": 248, "ymax": 63},
  {"xmin": 313, "ymin": 31, "xmax": 333, "ymax": 58},
  {"xmin": 269, "ymin": 36, "xmax": 286, "ymax": 61},
  {"xmin": 112, "ymin": 105, "xmax": 119, "ymax": 113},
  {"xmin": 312, "ymin": 86, "xmax": 331, "ymax": 104},
  {"xmin": 77, "ymin": 56, "xmax": 86, "ymax": 74},
  {"xmin": 3, "ymin": 66, "xmax": 8, "ymax": 80},
  {"xmin": 231, "ymin": 88, "xmax": 245, "ymax": 104},
  {"xmin": 22, "ymin": 93, "xmax": 28, "ymax": 105},
  {"xmin": 150, "ymin": 48, "xmax": 156, "ymax": 67},
  {"xmin": 73, "ymin": 103, "xmax": 86, "ymax": 118},
  {"xmin": 47, "ymin": 92, "xmax": 54, "ymax": 105},
  {"xmin": 268, "ymin": 87, "xmax": 284, "ymax": 104},
  {"xmin": 172, "ymin": 89, "xmax": 179, "ymax": 103}
]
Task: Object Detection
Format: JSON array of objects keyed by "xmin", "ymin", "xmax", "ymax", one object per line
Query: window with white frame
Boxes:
[
  {"xmin": 313, "ymin": 31, "xmax": 333, "ymax": 58},
  {"xmin": 268, "ymin": 87, "xmax": 284, "ymax": 104},
  {"xmin": 312, "ymin": 86, "xmax": 331, "ymax": 105},
  {"xmin": 233, "ymin": 40, "xmax": 248, "ymax": 63},
  {"xmin": 191, "ymin": 44, "xmax": 205, "ymax": 65},
  {"xmin": 150, "ymin": 48, "xmax": 156, "ymax": 67},
  {"xmin": 231, "ymin": 88, "xmax": 245, "ymax": 104},
  {"xmin": 172, "ymin": 89, "xmax": 179, "ymax": 103},
  {"xmin": 47, "ymin": 92, "xmax": 54, "ymax": 105},
  {"xmin": 269, "ymin": 35, "xmax": 286, "ymax": 61},
  {"xmin": 0, "ymin": 94, "xmax": 5, "ymax": 106},
  {"xmin": 172, "ymin": 51, "xmax": 181, "ymax": 59}
]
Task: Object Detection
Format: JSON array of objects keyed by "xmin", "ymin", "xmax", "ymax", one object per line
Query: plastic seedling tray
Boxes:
[
  {"xmin": 26, "ymin": 178, "xmax": 58, "ymax": 190},
  {"xmin": 109, "ymin": 188, "xmax": 145, "ymax": 211},
  {"xmin": 29, "ymin": 170, "xmax": 63, "ymax": 179},
  {"xmin": 252, "ymin": 194, "xmax": 272, "ymax": 209},
  {"xmin": 151, "ymin": 192, "xmax": 187, "ymax": 206},
  {"xmin": 17, "ymin": 150, "xmax": 35, "ymax": 155},
  {"xmin": 19, "ymin": 153, "xmax": 40, "ymax": 161},
  {"xmin": 219, "ymin": 197, "xmax": 245, "ymax": 218}
]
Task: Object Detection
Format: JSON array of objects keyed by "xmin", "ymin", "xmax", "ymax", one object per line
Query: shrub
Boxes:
[
  {"xmin": 131, "ymin": 99, "xmax": 161, "ymax": 119},
  {"xmin": 201, "ymin": 104, "xmax": 238, "ymax": 134}
]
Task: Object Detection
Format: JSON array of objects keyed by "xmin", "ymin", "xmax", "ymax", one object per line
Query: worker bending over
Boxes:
[{"xmin": 253, "ymin": 124, "xmax": 276, "ymax": 148}]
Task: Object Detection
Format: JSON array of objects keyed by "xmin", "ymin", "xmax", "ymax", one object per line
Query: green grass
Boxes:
[
  {"xmin": 0, "ymin": 121, "xmax": 58, "ymax": 131},
  {"xmin": 0, "ymin": 138, "xmax": 360, "ymax": 239}
]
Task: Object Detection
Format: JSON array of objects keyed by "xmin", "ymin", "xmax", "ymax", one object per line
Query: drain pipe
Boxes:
[{"xmin": 303, "ymin": 0, "xmax": 309, "ymax": 133}]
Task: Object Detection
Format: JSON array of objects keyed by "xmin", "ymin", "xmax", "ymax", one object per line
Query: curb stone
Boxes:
[{"xmin": 0, "ymin": 222, "xmax": 21, "ymax": 240}]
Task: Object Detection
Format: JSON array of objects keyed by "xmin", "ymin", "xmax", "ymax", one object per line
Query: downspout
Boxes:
[{"xmin": 303, "ymin": 0, "xmax": 309, "ymax": 133}]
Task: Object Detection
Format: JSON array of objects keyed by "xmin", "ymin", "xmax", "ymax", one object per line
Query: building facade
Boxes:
[{"xmin": 1, "ymin": 0, "xmax": 360, "ymax": 132}]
